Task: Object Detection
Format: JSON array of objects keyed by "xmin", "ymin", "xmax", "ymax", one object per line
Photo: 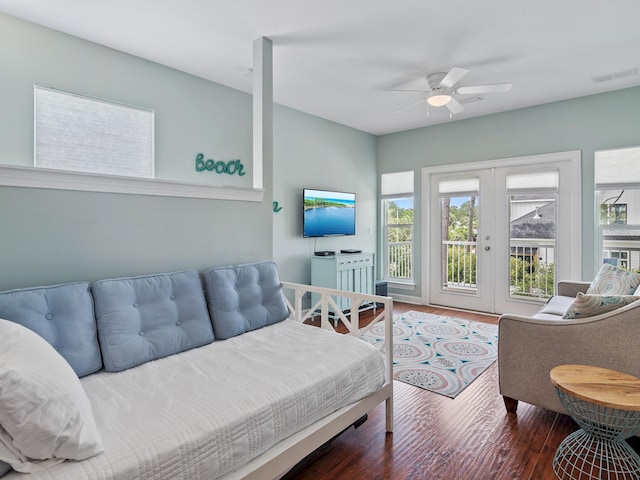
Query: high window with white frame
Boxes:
[
  {"xmin": 381, "ymin": 171, "xmax": 414, "ymax": 283},
  {"xmin": 34, "ymin": 85, "xmax": 154, "ymax": 178},
  {"xmin": 595, "ymin": 145, "xmax": 640, "ymax": 271}
]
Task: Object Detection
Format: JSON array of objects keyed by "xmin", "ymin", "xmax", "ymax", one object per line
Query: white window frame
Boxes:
[
  {"xmin": 595, "ymin": 145, "xmax": 640, "ymax": 272},
  {"xmin": 381, "ymin": 171, "xmax": 415, "ymax": 285},
  {"xmin": 0, "ymin": 85, "xmax": 263, "ymax": 201},
  {"xmin": 34, "ymin": 85, "xmax": 155, "ymax": 179}
]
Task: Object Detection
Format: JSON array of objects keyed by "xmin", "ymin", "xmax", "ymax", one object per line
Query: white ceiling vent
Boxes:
[{"xmin": 592, "ymin": 68, "xmax": 638, "ymax": 84}]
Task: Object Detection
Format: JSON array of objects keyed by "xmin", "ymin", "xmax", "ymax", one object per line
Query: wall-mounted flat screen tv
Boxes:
[{"xmin": 303, "ymin": 189, "xmax": 356, "ymax": 237}]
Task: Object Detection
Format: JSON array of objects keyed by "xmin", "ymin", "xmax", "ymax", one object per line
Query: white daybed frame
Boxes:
[{"xmin": 222, "ymin": 282, "xmax": 394, "ymax": 480}]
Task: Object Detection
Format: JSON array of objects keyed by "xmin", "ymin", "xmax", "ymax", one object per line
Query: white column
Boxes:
[{"xmin": 252, "ymin": 37, "xmax": 272, "ymax": 191}]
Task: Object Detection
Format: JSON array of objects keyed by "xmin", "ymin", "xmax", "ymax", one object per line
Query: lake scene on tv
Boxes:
[{"xmin": 304, "ymin": 190, "xmax": 356, "ymax": 237}]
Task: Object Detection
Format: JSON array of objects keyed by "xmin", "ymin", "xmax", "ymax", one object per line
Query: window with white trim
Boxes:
[
  {"xmin": 595, "ymin": 146, "xmax": 640, "ymax": 272},
  {"xmin": 34, "ymin": 85, "xmax": 154, "ymax": 178},
  {"xmin": 381, "ymin": 171, "xmax": 414, "ymax": 282}
]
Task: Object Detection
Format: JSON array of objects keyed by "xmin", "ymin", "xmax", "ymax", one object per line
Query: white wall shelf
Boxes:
[{"xmin": 0, "ymin": 164, "xmax": 264, "ymax": 201}]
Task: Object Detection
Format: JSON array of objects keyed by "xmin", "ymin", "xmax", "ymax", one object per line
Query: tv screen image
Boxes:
[{"xmin": 303, "ymin": 189, "xmax": 356, "ymax": 237}]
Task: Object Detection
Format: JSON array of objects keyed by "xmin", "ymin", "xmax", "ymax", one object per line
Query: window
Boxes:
[
  {"xmin": 595, "ymin": 146, "xmax": 640, "ymax": 272},
  {"xmin": 381, "ymin": 171, "xmax": 414, "ymax": 283},
  {"xmin": 34, "ymin": 85, "xmax": 154, "ymax": 178}
]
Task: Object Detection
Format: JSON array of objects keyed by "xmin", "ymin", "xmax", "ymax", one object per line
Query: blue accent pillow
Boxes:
[
  {"xmin": 92, "ymin": 270, "xmax": 214, "ymax": 372},
  {"xmin": 203, "ymin": 261, "xmax": 290, "ymax": 340},
  {"xmin": 0, "ymin": 282, "xmax": 102, "ymax": 377}
]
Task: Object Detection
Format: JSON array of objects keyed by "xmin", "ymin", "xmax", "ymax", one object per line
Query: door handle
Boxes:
[{"xmin": 484, "ymin": 246, "xmax": 491, "ymax": 251}]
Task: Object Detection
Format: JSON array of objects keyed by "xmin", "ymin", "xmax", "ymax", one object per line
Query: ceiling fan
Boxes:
[{"xmin": 389, "ymin": 67, "xmax": 512, "ymax": 115}]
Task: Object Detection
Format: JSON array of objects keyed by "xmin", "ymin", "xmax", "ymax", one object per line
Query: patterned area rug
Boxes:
[{"xmin": 361, "ymin": 310, "xmax": 499, "ymax": 398}]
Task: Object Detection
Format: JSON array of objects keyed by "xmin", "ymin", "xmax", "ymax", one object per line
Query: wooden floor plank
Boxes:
[{"xmin": 284, "ymin": 303, "xmax": 638, "ymax": 480}]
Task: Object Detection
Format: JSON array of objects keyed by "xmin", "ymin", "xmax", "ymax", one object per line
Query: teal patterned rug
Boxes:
[{"xmin": 361, "ymin": 310, "xmax": 499, "ymax": 398}]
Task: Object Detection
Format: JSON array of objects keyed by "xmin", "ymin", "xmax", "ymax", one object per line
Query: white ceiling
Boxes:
[{"xmin": 1, "ymin": 0, "xmax": 639, "ymax": 135}]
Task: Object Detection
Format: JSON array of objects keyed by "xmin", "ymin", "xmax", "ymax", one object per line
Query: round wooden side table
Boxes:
[{"xmin": 549, "ymin": 364, "xmax": 640, "ymax": 480}]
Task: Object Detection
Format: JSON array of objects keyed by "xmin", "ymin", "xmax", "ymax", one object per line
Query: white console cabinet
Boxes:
[{"xmin": 311, "ymin": 252, "xmax": 375, "ymax": 313}]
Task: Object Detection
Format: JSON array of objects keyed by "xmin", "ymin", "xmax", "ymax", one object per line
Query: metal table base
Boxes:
[{"xmin": 553, "ymin": 388, "xmax": 640, "ymax": 479}]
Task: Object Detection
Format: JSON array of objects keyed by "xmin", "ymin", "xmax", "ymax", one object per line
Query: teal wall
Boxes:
[
  {"xmin": 377, "ymin": 86, "xmax": 640, "ymax": 300},
  {"xmin": 0, "ymin": 13, "xmax": 377, "ymax": 291},
  {"xmin": 3, "ymin": 11, "xmax": 638, "ymax": 300},
  {"xmin": 273, "ymin": 106, "xmax": 377, "ymax": 284}
]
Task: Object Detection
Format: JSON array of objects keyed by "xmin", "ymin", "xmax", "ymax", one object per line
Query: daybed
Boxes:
[
  {"xmin": 0, "ymin": 261, "xmax": 393, "ymax": 479},
  {"xmin": 498, "ymin": 264, "xmax": 640, "ymax": 414}
]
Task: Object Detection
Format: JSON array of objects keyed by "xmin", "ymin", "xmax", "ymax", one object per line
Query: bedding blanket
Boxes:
[{"xmin": 5, "ymin": 320, "xmax": 384, "ymax": 479}]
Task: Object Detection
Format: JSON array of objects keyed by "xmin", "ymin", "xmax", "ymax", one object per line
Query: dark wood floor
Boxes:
[{"xmin": 283, "ymin": 302, "xmax": 638, "ymax": 480}]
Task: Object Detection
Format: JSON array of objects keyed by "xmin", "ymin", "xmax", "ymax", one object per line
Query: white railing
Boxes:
[
  {"xmin": 387, "ymin": 241, "xmax": 412, "ymax": 280},
  {"xmin": 443, "ymin": 240, "xmax": 477, "ymax": 289},
  {"xmin": 442, "ymin": 239, "xmax": 556, "ymax": 298},
  {"xmin": 509, "ymin": 241, "xmax": 555, "ymax": 299}
]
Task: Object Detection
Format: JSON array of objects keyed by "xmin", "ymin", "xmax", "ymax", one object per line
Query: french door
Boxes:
[{"xmin": 424, "ymin": 152, "xmax": 581, "ymax": 315}]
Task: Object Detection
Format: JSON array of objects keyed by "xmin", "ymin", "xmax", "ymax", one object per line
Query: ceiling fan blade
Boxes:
[
  {"xmin": 446, "ymin": 97, "xmax": 465, "ymax": 114},
  {"xmin": 456, "ymin": 83, "xmax": 512, "ymax": 95},
  {"xmin": 392, "ymin": 97, "xmax": 426, "ymax": 113},
  {"xmin": 439, "ymin": 67, "xmax": 469, "ymax": 89},
  {"xmin": 386, "ymin": 88, "xmax": 429, "ymax": 93}
]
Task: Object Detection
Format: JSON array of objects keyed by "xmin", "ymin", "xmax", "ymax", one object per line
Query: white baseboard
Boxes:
[{"xmin": 389, "ymin": 293, "xmax": 422, "ymax": 305}]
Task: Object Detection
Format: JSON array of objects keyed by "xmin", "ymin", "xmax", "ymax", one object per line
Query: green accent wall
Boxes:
[
  {"xmin": 0, "ymin": 13, "xmax": 378, "ymax": 291},
  {"xmin": 273, "ymin": 105, "xmax": 377, "ymax": 285},
  {"xmin": 3, "ymin": 11, "xmax": 638, "ymax": 301},
  {"xmin": 377, "ymin": 86, "xmax": 640, "ymax": 300}
]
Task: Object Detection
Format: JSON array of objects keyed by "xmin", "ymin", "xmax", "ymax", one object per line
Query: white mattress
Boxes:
[{"xmin": 7, "ymin": 320, "xmax": 384, "ymax": 479}]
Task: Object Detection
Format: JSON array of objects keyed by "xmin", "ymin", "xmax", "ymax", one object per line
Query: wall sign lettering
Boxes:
[{"xmin": 195, "ymin": 153, "xmax": 246, "ymax": 176}]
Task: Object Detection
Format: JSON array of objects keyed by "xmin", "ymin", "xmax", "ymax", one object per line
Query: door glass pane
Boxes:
[
  {"xmin": 509, "ymin": 194, "xmax": 556, "ymax": 299},
  {"xmin": 441, "ymin": 195, "xmax": 478, "ymax": 291}
]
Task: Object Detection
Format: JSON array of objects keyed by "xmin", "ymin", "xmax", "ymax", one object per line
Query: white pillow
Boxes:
[
  {"xmin": 586, "ymin": 263, "xmax": 640, "ymax": 296},
  {"xmin": 0, "ymin": 319, "xmax": 103, "ymax": 473}
]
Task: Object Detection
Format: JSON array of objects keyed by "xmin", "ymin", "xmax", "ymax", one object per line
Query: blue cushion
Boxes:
[
  {"xmin": 92, "ymin": 270, "xmax": 214, "ymax": 372},
  {"xmin": 203, "ymin": 261, "xmax": 290, "ymax": 340},
  {"xmin": 0, "ymin": 282, "xmax": 101, "ymax": 377}
]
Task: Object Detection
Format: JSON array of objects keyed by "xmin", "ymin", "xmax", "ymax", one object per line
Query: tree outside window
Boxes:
[
  {"xmin": 381, "ymin": 171, "xmax": 414, "ymax": 283},
  {"xmin": 384, "ymin": 198, "xmax": 413, "ymax": 281}
]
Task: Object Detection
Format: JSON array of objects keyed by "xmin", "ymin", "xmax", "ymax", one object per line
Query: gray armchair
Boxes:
[{"xmin": 498, "ymin": 280, "xmax": 640, "ymax": 414}]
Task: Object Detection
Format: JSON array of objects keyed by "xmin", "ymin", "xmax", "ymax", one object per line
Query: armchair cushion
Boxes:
[
  {"xmin": 562, "ymin": 292, "xmax": 640, "ymax": 319},
  {"xmin": 587, "ymin": 263, "xmax": 640, "ymax": 295},
  {"xmin": 537, "ymin": 295, "xmax": 575, "ymax": 317}
]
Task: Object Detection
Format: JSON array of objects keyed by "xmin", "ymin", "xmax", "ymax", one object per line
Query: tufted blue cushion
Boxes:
[
  {"xmin": 92, "ymin": 270, "xmax": 214, "ymax": 372},
  {"xmin": 203, "ymin": 261, "xmax": 290, "ymax": 340},
  {"xmin": 0, "ymin": 282, "xmax": 102, "ymax": 377}
]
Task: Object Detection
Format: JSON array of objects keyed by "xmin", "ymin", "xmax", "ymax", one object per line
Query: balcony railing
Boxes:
[
  {"xmin": 387, "ymin": 241, "xmax": 412, "ymax": 280},
  {"xmin": 443, "ymin": 241, "xmax": 477, "ymax": 288},
  {"xmin": 442, "ymin": 239, "xmax": 555, "ymax": 300},
  {"xmin": 509, "ymin": 241, "xmax": 555, "ymax": 299},
  {"xmin": 391, "ymin": 238, "xmax": 640, "ymax": 296}
]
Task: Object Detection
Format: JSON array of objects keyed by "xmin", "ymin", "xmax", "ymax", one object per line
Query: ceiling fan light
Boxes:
[{"xmin": 427, "ymin": 94, "xmax": 452, "ymax": 107}]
